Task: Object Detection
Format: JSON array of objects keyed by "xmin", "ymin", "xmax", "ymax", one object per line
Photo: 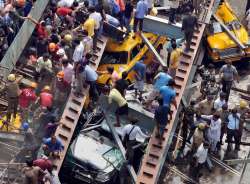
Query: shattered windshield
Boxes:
[{"xmin": 102, "ymin": 147, "xmax": 124, "ymax": 170}]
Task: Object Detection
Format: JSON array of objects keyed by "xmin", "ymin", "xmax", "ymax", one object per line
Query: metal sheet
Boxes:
[{"xmin": 142, "ymin": 15, "xmax": 184, "ymax": 39}]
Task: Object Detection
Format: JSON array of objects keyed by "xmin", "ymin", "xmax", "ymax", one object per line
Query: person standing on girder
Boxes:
[
  {"xmin": 181, "ymin": 8, "xmax": 198, "ymax": 52},
  {"xmin": 133, "ymin": 0, "xmax": 148, "ymax": 33}
]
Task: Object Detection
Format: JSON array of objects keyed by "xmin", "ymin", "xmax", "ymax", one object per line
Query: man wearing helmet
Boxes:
[
  {"xmin": 53, "ymin": 71, "xmax": 70, "ymax": 110},
  {"xmin": 19, "ymin": 82, "xmax": 37, "ymax": 121},
  {"xmin": 6, "ymin": 74, "xmax": 20, "ymax": 122}
]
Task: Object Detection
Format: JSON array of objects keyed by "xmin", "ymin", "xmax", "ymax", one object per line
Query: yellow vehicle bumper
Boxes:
[{"xmin": 209, "ymin": 47, "xmax": 250, "ymax": 62}]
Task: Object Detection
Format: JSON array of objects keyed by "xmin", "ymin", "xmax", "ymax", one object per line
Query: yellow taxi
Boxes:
[
  {"xmin": 97, "ymin": 33, "xmax": 167, "ymax": 85},
  {"xmin": 206, "ymin": 0, "xmax": 250, "ymax": 62}
]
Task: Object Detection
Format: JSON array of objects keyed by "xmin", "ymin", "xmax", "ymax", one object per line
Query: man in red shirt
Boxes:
[
  {"xmin": 26, "ymin": 17, "xmax": 48, "ymax": 39},
  {"xmin": 39, "ymin": 86, "xmax": 53, "ymax": 109},
  {"xmin": 34, "ymin": 86, "xmax": 53, "ymax": 119},
  {"xmin": 33, "ymin": 156, "xmax": 53, "ymax": 173},
  {"xmin": 36, "ymin": 21, "xmax": 48, "ymax": 39},
  {"xmin": 19, "ymin": 82, "xmax": 37, "ymax": 121},
  {"xmin": 56, "ymin": 7, "xmax": 73, "ymax": 16}
]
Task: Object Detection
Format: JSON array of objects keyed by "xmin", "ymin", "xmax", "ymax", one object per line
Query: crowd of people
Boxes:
[
  {"xmin": 175, "ymin": 61, "xmax": 250, "ymax": 182},
  {"xmin": 3, "ymin": 0, "xmax": 152, "ymax": 183},
  {"xmin": 3, "ymin": 0, "xmax": 249, "ymax": 183},
  {"xmin": 0, "ymin": 0, "xmax": 34, "ymax": 59}
]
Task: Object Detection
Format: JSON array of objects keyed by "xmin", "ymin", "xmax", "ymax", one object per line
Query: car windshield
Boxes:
[
  {"xmin": 102, "ymin": 147, "xmax": 123, "ymax": 170},
  {"xmin": 72, "ymin": 133, "xmax": 118, "ymax": 171},
  {"xmin": 212, "ymin": 22, "xmax": 223, "ymax": 33},
  {"xmin": 100, "ymin": 51, "xmax": 128, "ymax": 65}
]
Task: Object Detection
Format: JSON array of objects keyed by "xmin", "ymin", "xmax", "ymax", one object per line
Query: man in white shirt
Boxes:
[
  {"xmin": 89, "ymin": 6, "xmax": 102, "ymax": 51},
  {"xmin": 192, "ymin": 141, "xmax": 210, "ymax": 181},
  {"xmin": 121, "ymin": 119, "xmax": 149, "ymax": 166},
  {"xmin": 57, "ymin": 0, "xmax": 74, "ymax": 7},
  {"xmin": 201, "ymin": 113, "xmax": 221, "ymax": 152},
  {"xmin": 72, "ymin": 39, "xmax": 84, "ymax": 63},
  {"xmin": 89, "ymin": 7, "xmax": 102, "ymax": 30},
  {"xmin": 121, "ymin": 121, "xmax": 149, "ymax": 143},
  {"xmin": 214, "ymin": 92, "xmax": 226, "ymax": 111},
  {"xmin": 36, "ymin": 53, "xmax": 52, "ymax": 73},
  {"xmin": 62, "ymin": 59, "xmax": 74, "ymax": 85}
]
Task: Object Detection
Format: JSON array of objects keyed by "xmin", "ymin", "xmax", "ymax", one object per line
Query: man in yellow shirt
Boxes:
[
  {"xmin": 83, "ymin": 18, "xmax": 96, "ymax": 37},
  {"xmin": 108, "ymin": 88, "xmax": 128, "ymax": 126},
  {"xmin": 168, "ymin": 43, "xmax": 181, "ymax": 78},
  {"xmin": 73, "ymin": 17, "xmax": 96, "ymax": 37}
]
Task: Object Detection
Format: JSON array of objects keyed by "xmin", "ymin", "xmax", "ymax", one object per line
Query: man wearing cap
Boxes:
[
  {"xmin": 192, "ymin": 123, "xmax": 205, "ymax": 152},
  {"xmin": 53, "ymin": 71, "xmax": 70, "ymax": 110},
  {"xmin": 34, "ymin": 86, "xmax": 53, "ymax": 119},
  {"xmin": 37, "ymin": 86, "xmax": 53, "ymax": 110},
  {"xmin": 22, "ymin": 122, "xmax": 36, "ymax": 158},
  {"xmin": 19, "ymin": 82, "xmax": 37, "ymax": 121},
  {"xmin": 6, "ymin": 74, "xmax": 20, "ymax": 122},
  {"xmin": 219, "ymin": 61, "xmax": 239, "ymax": 101}
]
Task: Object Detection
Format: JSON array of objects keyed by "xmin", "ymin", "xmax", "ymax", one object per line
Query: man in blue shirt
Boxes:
[
  {"xmin": 144, "ymin": 67, "xmax": 172, "ymax": 108},
  {"xmin": 159, "ymin": 79, "xmax": 177, "ymax": 108},
  {"xmin": 226, "ymin": 108, "xmax": 242, "ymax": 151},
  {"xmin": 133, "ymin": 0, "xmax": 148, "ymax": 33},
  {"xmin": 43, "ymin": 135, "xmax": 64, "ymax": 158},
  {"xmin": 132, "ymin": 60, "xmax": 146, "ymax": 101},
  {"xmin": 82, "ymin": 60, "xmax": 99, "ymax": 102},
  {"xmin": 154, "ymin": 97, "xmax": 171, "ymax": 144}
]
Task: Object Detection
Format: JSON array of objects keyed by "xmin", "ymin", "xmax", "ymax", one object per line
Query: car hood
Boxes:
[
  {"xmin": 71, "ymin": 134, "xmax": 122, "ymax": 173},
  {"xmin": 207, "ymin": 28, "xmax": 249, "ymax": 50}
]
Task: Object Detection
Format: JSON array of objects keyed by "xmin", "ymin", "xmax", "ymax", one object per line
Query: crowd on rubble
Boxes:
[
  {"xmin": 3, "ymin": 0, "xmax": 250, "ymax": 183},
  {"xmin": 4, "ymin": 0, "xmax": 153, "ymax": 183},
  {"xmin": 0, "ymin": 0, "xmax": 34, "ymax": 59},
  {"xmin": 177, "ymin": 60, "xmax": 250, "ymax": 182}
]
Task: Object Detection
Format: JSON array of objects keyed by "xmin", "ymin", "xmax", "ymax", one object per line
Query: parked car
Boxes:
[
  {"xmin": 206, "ymin": 0, "xmax": 250, "ymax": 62},
  {"xmin": 60, "ymin": 110, "xmax": 149, "ymax": 183},
  {"xmin": 60, "ymin": 112, "xmax": 123, "ymax": 184}
]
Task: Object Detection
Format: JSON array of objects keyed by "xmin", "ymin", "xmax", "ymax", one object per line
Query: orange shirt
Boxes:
[{"xmin": 116, "ymin": 0, "xmax": 125, "ymax": 11}]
